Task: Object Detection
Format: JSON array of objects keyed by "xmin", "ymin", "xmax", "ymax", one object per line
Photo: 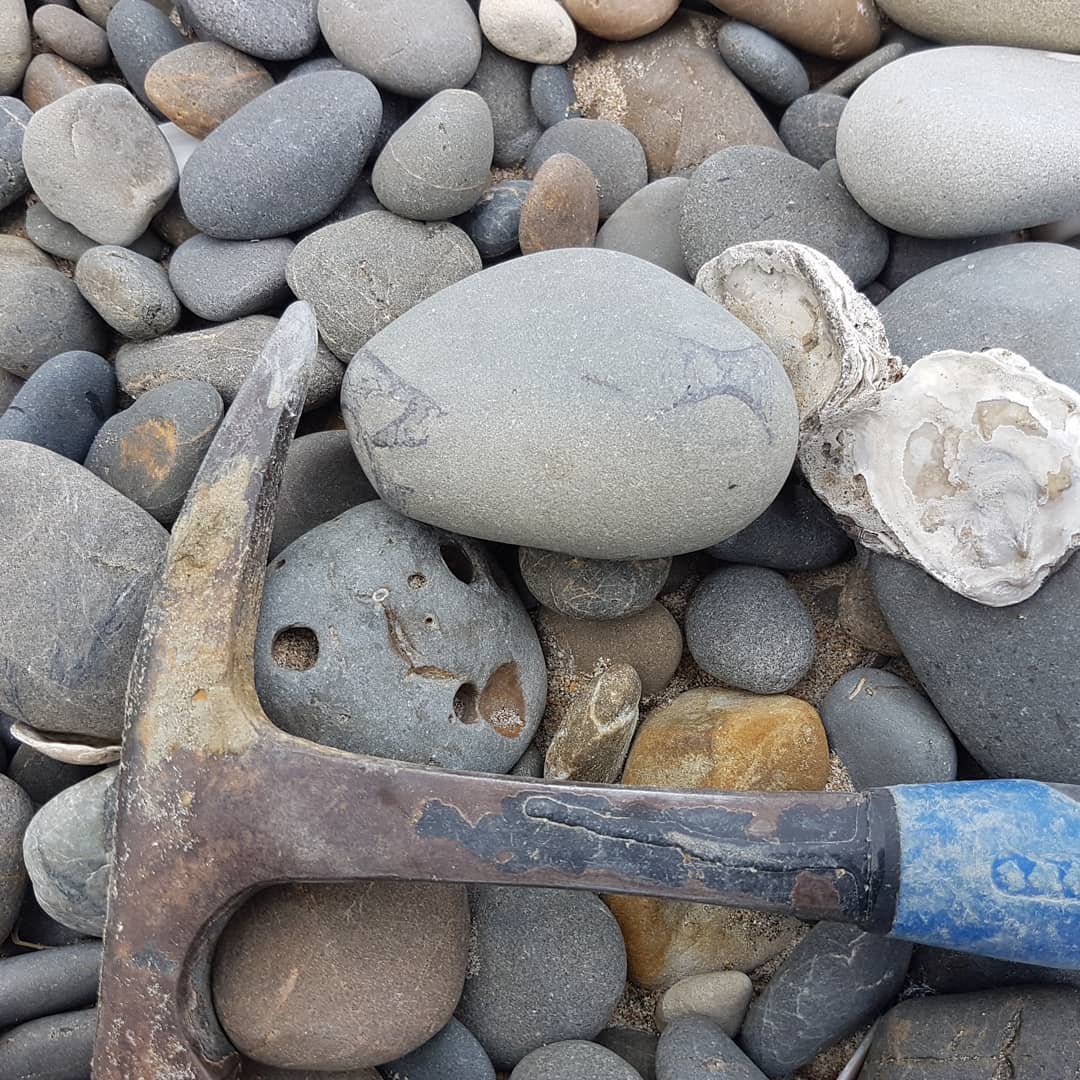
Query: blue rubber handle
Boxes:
[{"xmin": 889, "ymin": 780, "xmax": 1080, "ymax": 969}]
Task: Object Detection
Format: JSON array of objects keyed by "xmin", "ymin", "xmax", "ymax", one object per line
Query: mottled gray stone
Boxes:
[
  {"xmin": 716, "ymin": 21, "xmax": 808, "ymax": 106},
  {"xmin": 0, "ymin": 0, "xmax": 32, "ymax": 94},
  {"xmin": 596, "ymin": 176, "xmax": 688, "ymax": 280},
  {"xmin": 379, "ymin": 1019, "xmax": 495, "ymax": 1080},
  {"xmin": 460, "ymin": 179, "xmax": 531, "ymax": 259},
  {"xmin": 0, "ymin": 442, "xmax": 168, "ymax": 738},
  {"xmin": 526, "ymin": 118, "xmax": 647, "ymax": 218},
  {"xmin": 179, "ymin": 0, "xmax": 318, "ymax": 60},
  {"xmin": 879, "ymin": 230, "xmax": 1025, "ymax": 291},
  {"xmin": 0, "ymin": 96, "xmax": 30, "ymax": 211},
  {"xmin": 0, "ymin": 1008, "xmax": 97, "ymax": 1078},
  {"xmin": 821, "ymin": 668, "xmax": 957, "ymax": 788},
  {"xmin": 0, "ymin": 349, "xmax": 114, "ymax": 461},
  {"xmin": 681, "ymin": 145, "xmax": 888, "ymax": 286},
  {"xmin": 519, "ymin": 549, "xmax": 670, "ymax": 620},
  {"xmin": 85, "ymin": 378, "xmax": 223, "ymax": 525},
  {"xmin": 342, "ymin": 248, "xmax": 798, "ymax": 559},
  {"xmin": 0, "ymin": 941, "xmax": 102, "ymax": 1029},
  {"xmin": 0, "ymin": 266, "xmax": 107, "ymax": 378},
  {"xmin": 23, "ymin": 767, "xmax": 116, "ymax": 935},
  {"xmin": 8, "ymin": 746, "xmax": 100, "ymax": 806},
  {"xmin": 106, "ymin": 0, "xmax": 185, "ymax": 108},
  {"xmin": 22, "ymin": 84, "xmax": 179, "ymax": 246},
  {"xmin": 255, "ymin": 501, "xmax": 546, "ymax": 771},
  {"xmin": 456, "ymin": 885, "xmax": 627, "ymax": 1069},
  {"xmin": 780, "ymin": 93, "xmax": 846, "ymax": 168},
  {"xmin": 511, "ymin": 1041, "xmax": 643, "ymax": 1080},
  {"xmin": 739, "ymin": 924, "xmax": 912, "ymax": 1077},
  {"xmin": 32, "ymin": 5, "xmax": 112, "ymax": 69},
  {"xmin": 657, "ymin": 1016, "xmax": 767, "ymax": 1080},
  {"xmin": 114, "ymin": 315, "xmax": 344, "ymax": 410},
  {"xmin": 0, "ymin": 235, "xmax": 52, "ymax": 273},
  {"xmin": 288, "ymin": 212, "xmax": 481, "ymax": 360},
  {"xmin": 596, "ymin": 1029, "xmax": 657, "ymax": 1080},
  {"xmin": 75, "ymin": 244, "xmax": 180, "ymax": 340},
  {"xmin": 372, "ymin": 90, "xmax": 493, "ymax": 220},
  {"xmin": 180, "ymin": 71, "xmax": 382, "ymax": 240},
  {"xmin": 25, "ymin": 201, "xmax": 167, "ymax": 262},
  {"xmin": 685, "ymin": 566, "xmax": 815, "ymax": 694},
  {"xmin": 318, "ymin": 0, "xmax": 482, "ymax": 98},
  {"xmin": 530, "ymin": 64, "xmax": 578, "ymax": 128},
  {"xmin": 467, "ymin": 43, "xmax": 541, "ymax": 168},
  {"xmin": 0, "ymin": 773, "xmax": 32, "ymax": 941}
]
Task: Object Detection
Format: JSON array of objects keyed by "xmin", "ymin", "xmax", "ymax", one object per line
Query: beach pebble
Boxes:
[
  {"xmin": 467, "ymin": 43, "xmax": 542, "ymax": 168},
  {"xmin": 269, "ymin": 430, "xmax": 376, "ymax": 557},
  {"xmin": 32, "ymin": 5, "xmax": 111, "ymax": 68},
  {"xmin": 0, "ymin": 941, "xmax": 102, "ymax": 1029},
  {"xmin": 150, "ymin": 191, "xmax": 199, "ymax": 245},
  {"xmin": 178, "ymin": 0, "xmax": 319, "ymax": 61},
  {"xmin": 875, "ymin": 0, "xmax": 1080, "ymax": 52},
  {"xmin": 780, "ymin": 93, "xmax": 846, "ymax": 167},
  {"xmin": 0, "ymin": 97, "xmax": 30, "ymax": 209},
  {"xmin": 0, "ymin": 235, "xmax": 51, "ymax": 272},
  {"xmin": 24, "ymin": 202, "xmax": 165, "ymax": 262},
  {"xmin": 837, "ymin": 46, "xmax": 1080, "ymax": 238},
  {"xmin": 703, "ymin": 0, "xmax": 880, "ymax": 59},
  {"xmin": 479, "ymin": 0, "xmax": 577, "ymax": 65},
  {"xmin": 518, "ymin": 152, "xmax": 599, "ymax": 253},
  {"xmin": 686, "ymin": 567, "xmax": 815, "ymax": 694},
  {"xmin": 378, "ymin": 1019, "xmax": 495, "ymax": 1080},
  {"xmin": 456, "ymin": 884, "xmax": 627, "ymax": 1069},
  {"xmin": 74, "ymin": 245, "xmax": 180, "ymax": 340},
  {"xmin": 23, "ymin": 767, "xmax": 117, "ymax": 935},
  {"xmin": 288, "ymin": 213, "xmax": 481, "ymax": 360},
  {"xmin": 519, "ymin": 549, "xmax": 670, "ymax": 620},
  {"xmin": 85, "ymin": 379, "xmax": 223, "ymax": 525},
  {"xmin": 7, "ymin": 746, "xmax": 100, "ymax": 806},
  {"xmin": 21, "ymin": 53, "xmax": 95, "ymax": 112},
  {"xmin": 106, "ymin": 0, "xmax": 185, "ymax": 109},
  {"xmin": 818, "ymin": 41, "xmax": 907, "ymax": 97},
  {"xmin": 0, "ymin": 350, "xmax": 114, "ymax": 461},
  {"xmin": 739, "ymin": 923, "xmax": 912, "ymax": 1076},
  {"xmin": 77, "ymin": 0, "xmax": 120, "ymax": 27},
  {"xmin": 838, "ymin": 553, "xmax": 902, "ymax": 655},
  {"xmin": 564, "ymin": 0, "xmax": 679, "ymax": 41},
  {"xmin": 596, "ymin": 176, "xmax": 688, "ymax": 280},
  {"xmin": 319, "ymin": 0, "xmax": 482, "ymax": 98},
  {"xmin": 657, "ymin": 1016, "xmax": 767, "ymax": 1080},
  {"xmin": 681, "ymin": 145, "xmax": 888, "ymax": 285},
  {"xmin": 879, "ymin": 230, "xmax": 1024, "ymax": 292},
  {"xmin": 214, "ymin": 881, "xmax": 469, "ymax": 1071},
  {"xmin": 511, "ymin": 1041, "xmax": 644, "ymax": 1080},
  {"xmin": 656, "ymin": 971, "xmax": 754, "ymax": 1036},
  {"xmin": 596, "ymin": 1029, "xmax": 658, "ymax": 1080},
  {"xmin": 181, "ymin": 70, "xmax": 382, "ymax": 240},
  {"xmin": 0, "ymin": 0, "xmax": 31, "ymax": 95},
  {"xmin": 530, "ymin": 64, "xmax": 577, "ymax": 127},
  {"xmin": 461, "ymin": 179, "xmax": 532, "ymax": 259},
  {"xmin": 114, "ymin": 315, "xmax": 344, "ymax": 410},
  {"xmin": 373, "ymin": 90, "xmax": 493, "ymax": 221},
  {"xmin": 342, "ymin": 249, "xmax": 798, "ymax": 559},
  {"xmin": 0, "ymin": 774, "xmax": 32, "ymax": 941},
  {"xmin": 0, "ymin": 1008, "xmax": 97, "ymax": 1079},
  {"xmin": 241, "ymin": 1065, "xmax": 378, "ymax": 1080},
  {"xmin": 145, "ymin": 42, "xmax": 274, "ymax": 138},
  {"xmin": 716, "ymin": 21, "xmax": 809, "ymax": 106},
  {"xmin": 0, "ymin": 370, "xmax": 21, "ymax": 412},
  {"xmin": 314, "ymin": 173, "xmax": 382, "ymax": 228}
]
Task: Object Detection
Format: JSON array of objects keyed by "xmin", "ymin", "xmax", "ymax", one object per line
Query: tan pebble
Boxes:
[
  {"xmin": 0, "ymin": 234, "xmax": 55, "ymax": 272},
  {"xmin": 519, "ymin": 152, "xmax": 599, "ymax": 254},
  {"xmin": 151, "ymin": 192, "xmax": 200, "ymax": 247},
  {"xmin": 564, "ymin": 0, "xmax": 681, "ymax": 41},
  {"xmin": 704, "ymin": 0, "xmax": 880, "ymax": 60},
  {"xmin": 32, "ymin": 5, "xmax": 111, "ymax": 69},
  {"xmin": 479, "ymin": 0, "xmax": 577, "ymax": 65},
  {"xmin": 655, "ymin": 970, "xmax": 754, "ymax": 1034},
  {"xmin": 21, "ymin": 53, "xmax": 95, "ymax": 112}
]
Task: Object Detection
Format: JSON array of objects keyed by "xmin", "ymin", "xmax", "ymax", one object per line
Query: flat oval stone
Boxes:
[
  {"xmin": 0, "ymin": 941, "xmax": 102, "ymax": 1029},
  {"xmin": 76, "ymin": 0, "xmax": 120, "ymax": 28},
  {"xmin": 564, "ymin": 0, "xmax": 680, "ymax": 41},
  {"xmin": 0, "ymin": 96, "xmax": 31, "ymax": 210},
  {"xmin": 178, "ymin": 0, "xmax": 318, "ymax": 60},
  {"xmin": 596, "ymin": 176, "xmax": 689, "ymax": 279},
  {"xmin": 0, "ymin": 1008, "xmax": 97, "ymax": 1078},
  {"xmin": 106, "ymin": 0, "xmax": 185, "ymax": 109},
  {"xmin": 0, "ymin": 774, "xmax": 32, "ymax": 941},
  {"xmin": 21, "ymin": 52, "xmax": 95, "ymax": 111},
  {"xmin": 461, "ymin": 179, "xmax": 532, "ymax": 259},
  {"xmin": 0, "ymin": 350, "xmax": 114, "ymax": 461},
  {"xmin": 530, "ymin": 63, "xmax": 578, "ymax": 127},
  {"xmin": 75, "ymin": 244, "xmax": 181, "ymax": 340},
  {"xmin": 287, "ymin": 212, "xmax": 481, "ymax": 360},
  {"xmin": 479, "ymin": 0, "xmax": 577, "ymax": 65},
  {"xmin": 837, "ymin": 47, "xmax": 1080, "ymax": 238},
  {"xmin": 145, "ymin": 41, "xmax": 273, "ymax": 138},
  {"xmin": 876, "ymin": 0, "xmax": 1080, "ymax": 52},
  {"xmin": 379, "ymin": 1019, "xmax": 496, "ymax": 1080},
  {"xmin": 512, "ymin": 1041, "xmax": 644, "ymax": 1080},
  {"xmin": 342, "ymin": 248, "xmax": 798, "ymax": 559},
  {"xmin": 319, "ymin": 0, "xmax": 482, "ymax": 98},
  {"xmin": 0, "ymin": 0, "xmax": 32, "ymax": 94},
  {"xmin": 657, "ymin": 1016, "xmax": 767, "ymax": 1080},
  {"xmin": 716, "ymin": 21, "xmax": 809, "ymax": 106},
  {"xmin": 32, "ymin": 5, "xmax": 111, "ymax": 68},
  {"xmin": 467, "ymin": 42, "xmax": 542, "ymax": 168},
  {"xmin": 518, "ymin": 152, "xmax": 599, "ymax": 253},
  {"xmin": 780, "ymin": 92, "xmax": 846, "ymax": 167},
  {"xmin": 519, "ymin": 549, "xmax": 670, "ymax": 619},
  {"xmin": 705, "ymin": 0, "xmax": 880, "ymax": 59},
  {"xmin": 180, "ymin": 70, "xmax": 382, "ymax": 240}
]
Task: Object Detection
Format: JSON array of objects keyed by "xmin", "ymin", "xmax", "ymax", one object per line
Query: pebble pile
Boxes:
[{"xmin": 1, "ymin": 0, "xmax": 1080, "ymax": 1077}]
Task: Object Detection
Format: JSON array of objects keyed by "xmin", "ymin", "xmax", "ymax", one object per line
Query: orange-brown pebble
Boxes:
[
  {"xmin": 518, "ymin": 152, "xmax": 599, "ymax": 254},
  {"xmin": 564, "ymin": 0, "xmax": 681, "ymax": 41},
  {"xmin": 705, "ymin": 0, "xmax": 881, "ymax": 59},
  {"xmin": 21, "ymin": 54, "xmax": 94, "ymax": 112}
]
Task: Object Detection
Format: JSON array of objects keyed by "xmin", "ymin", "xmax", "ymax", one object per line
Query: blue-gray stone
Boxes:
[
  {"xmin": 0, "ymin": 1008, "xmax": 97, "ymax": 1078},
  {"xmin": 467, "ymin": 42, "xmax": 541, "ymax": 168},
  {"xmin": 0, "ymin": 96, "xmax": 30, "ymax": 210},
  {"xmin": 460, "ymin": 179, "xmax": 531, "ymax": 259},
  {"xmin": 530, "ymin": 64, "xmax": 578, "ymax": 128},
  {"xmin": 780, "ymin": 93, "xmax": 847, "ymax": 168},
  {"xmin": 0, "ymin": 941, "xmax": 102, "ymax": 1029},
  {"xmin": 179, "ymin": 0, "xmax": 318, "ymax": 60},
  {"xmin": 657, "ymin": 1016, "xmax": 766, "ymax": 1080},
  {"xmin": 511, "ymin": 1041, "xmax": 643, "ymax": 1079},
  {"xmin": 379, "ymin": 1018, "xmax": 495, "ymax": 1080},
  {"xmin": 716, "ymin": 21, "xmax": 808, "ymax": 106},
  {"xmin": 106, "ymin": 0, "xmax": 185, "ymax": 109}
]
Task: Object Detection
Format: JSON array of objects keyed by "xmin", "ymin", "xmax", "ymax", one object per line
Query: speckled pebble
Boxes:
[
  {"xmin": 656, "ymin": 971, "xmax": 753, "ymax": 1036},
  {"xmin": 518, "ymin": 151, "xmax": 599, "ymax": 253},
  {"xmin": 461, "ymin": 179, "xmax": 532, "ymax": 259},
  {"xmin": 467, "ymin": 42, "xmax": 542, "ymax": 168},
  {"xmin": 530, "ymin": 63, "xmax": 578, "ymax": 127},
  {"xmin": 179, "ymin": 0, "xmax": 319, "ymax": 61},
  {"xmin": 25, "ymin": 201, "xmax": 166, "ymax": 262},
  {"xmin": 0, "ymin": 773, "xmax": 32, "ymax": 941},
  {"xmin": 0, "ymin": 235, "xmax": 52, "ymax": 273},
  {"xmin": 596, "ymin": 1029, "xmax": 658, "ymax": 1080},
  {"xmin": 595, "ymin": 175, "xmax": 688, "ymax": 279},
  {"xmin": 75, "ymin": 244, "xmax": 181, "ymax": 340},
  {"xmin": 378, "ymin": 1018, "xmax": 495, "ymax": 1080},
  {"xmin": 32, "ymin": 5, "xmax": 111, "ymax": 69},
  {"xmin": 479, "ymin": 0, "xmax": 577, "ymax": 65},
  {"xmin": 657, "ymin": 1016, "xmax": 767, "ymax": 1080},
  {"xmin": 716, "ymin": 21, "xmax": 809, "ymax": 106},
  {"xmin": 20, "ymin": 52, "xmax": 95, "ymax": 111},
  {"xmin": 105, "ymin": 0, "xmax": 186, "ymax": 109},
  {"xmin": 0, "ymin": 96, "xmax": 30, "ymax": 210},
  {"xmin": 511, "ymin": 1041, "xmax": 644, "ymax": 1080},
  {"xmin": 7, "ymin": 746, "xmax": 100, "ymax": 807},
  {"xmin": 0, "ymin": 0, "xmax": 32, "ymax": 94},
  {"xmin": 780, "ymin": 92, "xmax": 847, "ymax": 167}
]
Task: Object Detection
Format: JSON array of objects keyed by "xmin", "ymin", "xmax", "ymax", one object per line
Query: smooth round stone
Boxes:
[
  {"xmin": 23, "ymin": 767, "xmax": 117, "ymax": 935},
  {"xmin": 74, "ymin": 244, "xmax": 181, "ymax": 340},
  {"xmin": 700, "ymin": 0, "xmax": 880, "ymax": 59},
  {"xmin": 657, "ymin": 1016, "xmax": 767, "ymax": 1080},
  {"xmin": 180, "ymin": 70, "xmax": 382, "ymax": 240},
  {"xmin": 821, "ymin": 668, "xmax": 957, "ymax": 788},
  {"xmin": 0, "ymin": 350, "xmax": 114, "ymax": 461},
  {"xmin": 7, "ymin": 746, "xmax": 100, "ymax": 806},
  {"xmin": 372, "ymin": 90, "xmax": 494, "ymax": 220},
  {"xmin": 564, "ymin": 0, "xmax": 679, "ymax": 41},
  {"xmin": 20, "ymin": 52, "xmax": 95, "ymax": 111},
  {"xmin": 287, "ymin": 212, "xmax": 480, "ymax": 360},
  {"xmin": 780, "ymin": 92, "xmax": 846, "ymax": 167},
  {"xmin": 460, "ymin": 179, "xmax": 532, "ymax": 259},
  {"xmin": 0, "ymin": 267, "xmax": 107, "ymax": 378},
  {"xmin": 178, "ymin": 0, "xmax": 318, "ymax": 60},
  {"xmin": 0, "ymin": 97, "xmax": 31, "ymax": 211},
  {"xmin": 0, "ymin": 941, "xmax": 102, "ymax": 1029},
  {"xmin": 457, "ymin": 884, "xmax": 627, "ymax": 1069},
  {"xmin": 319, "ymin": 0, "xmax": 481, "ymax": 98},
  {"xmin": 85, "ymin": 379, "xmax": 223, "ymax": 525},
  {"xmin": 169, "ymin": 234, "xmax": 293, "ymax": 321},
  {"xmin": 214, "ymin": 881, "xmax": 469, "ymax": 1071},
  {"xmin": 0, "ymin": 234, "xmax": 52, "ymax": 272},
  {"xmin": 685, "ymin": 566, "xmax": 815, "ymax": 694},
  {"xmin": 32, "ymin": 5, "xmax": 111, "ymax": 68},
  {"xmin": 24, "ymin": 201, "xmax": 166, "ymax": 262},
  {"xmin": 0, "ymin": 774, "xmax": 32, "ymax": 941},
  {"xmin": 379, "ymin": 1019, "xmax": 496, "ymax": 1080},
  {"xmin": 596, "ymin": 176, "xmax": 688, "ymax": 280},
  {"xmin": 0, "ymin": 1008, "xmax": 97, "ymax": 1079},
  {"xmin": 512, "ymin": 1041, "xmax": 644, "ymax": 1080},
  {"xmin": 681, "ymin": 145, "xmax": 888, "ymax": 285},
  {"xmin": 876, "ymin": 0, "xmax": 1080, "ymax": 52},
  {"xmin": 467, "ymin": 42, "xmax": 542, "ymax": 168},
  {"xmin": 145, "ymin": 42, "xmax": 274, "ymax": 138},
  {"xmin": 530, "ymin": 64, "xmax": 578, "ymax": 127},
  {"xmin": 479, "ymin": 0, "xmax": 577, "ymax": 65},
  {"xmin": 114, "ymin": 315, "xmax": 344, "ymax": 410},
  {"xmin": 716, "ymin": 21, "xmax": 809, "ymax": 106},
  {"xmin": 818, "ymin": 40, "xmax": 907, "ymax": 97},
  {"xmin": 518, "ymin": 152, "xmax": 599, "ymax": 253},
  {"xmin": 596, "ymin": 1029, "xmax": 658, "ymax": 1080},
  {"xmin": 106, "ymin": 0, "xmax": 185, "ymax": 109},
  {"xmin": 343, "ymin": 248, "xmax": 797, "ymax": 558},
  {"xmin": 269, "ymin": 430, "xmax": 377, "ymax": 557},
  {"xmin": 879, "ymin": 230, "xmax": 1024, "ymax": 292},
  {"xmin": 0, "ymin": 0, "xmax": 32, "ymax": 95},
  {"xmin": 837, "ymin": 46, "xmax": 1080, "ymax": 238},
  {"xmin": 77, "ymin": 0, "xmax": 121, "ymax": 27},
  {"xmin": 656, "ymin": 971, "xmax": 753, "ymax": 1035},
  {"xmin": 519, "ymin": 549, "xmax": 670, "ymax": 620},
  {"xmin": 526, "ymin": 117, "xmax": 646, "ymax": 218},
  {"xmin": 23, "ymin": 84, "xmax": 178, "ymax": 246}
]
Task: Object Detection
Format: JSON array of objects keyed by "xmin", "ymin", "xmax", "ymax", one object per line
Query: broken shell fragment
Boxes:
[{"xmin": 10, "ymin": 721, "xmax": 122, "ymax": 765}]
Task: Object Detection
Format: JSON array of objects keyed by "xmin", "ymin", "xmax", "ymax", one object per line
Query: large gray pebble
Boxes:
[
  {"xmin": 25, "ymin": 201, "xmax": 166, "ymax": 263},
  {"xmin": 0, "ymin": 774, "xmax": 33, "ymax": 941},
  {"xmin": 716, "ymin": 21, "xmax": 808, "ymax": 107},
  {"xmin": 657, "ymin": 1016, "xmax": 767, "ymax": 1080},
  {"xmin": 287, "ymin": 212, "xmax": 481, "ymax": 360},
  {"xmin": 511, "ymin": 1041, "xmax": 643, "ymax": 1080},
  {"xmin": 32, "ymin": 5, "xmax": 112, "ymax": 69},
  {"xmin": 373, "ymin": 90, "xmax": 493, "ymax": 220},
  {"xmin": 526, "ymin": 118, "xmax": 647, "ymax": 218},
  {"xmin": 456, "ymin": 885, "xmax": 627, "ymax": 1069},
  {"xmin": 342, "ymin": 248, "xmax": 798, "ymax": 559},
  {"xmin": 780, "ymin": 93, "xmax": 846, "ymax": 167},
  {"xmin": 114, "ymin": 315, "xmax": 344, "ymax": 410},
  {"xmin": 85, "ymin": 379, "xmax": 223, "ymax": 525},
  {"xmin": 467, "ymin": 43, "xmax": 541, "ymax": 168},
  {"xmin": 461, "ymin": 179, "xmax": 532, "ymax": 259},
  {"xmin": 318, "ymin": 0, "xmax": 482, "ymax": 98},
  {"xmin": 8, "ymin": 746, "xmax": 100, "ymax": 806},
  {"xmin": 0, "ymin": 96, "xmax": 30, "ymax": 210},
  {"xmin": 378, "ymin": 1018, "xmax": 495, "ymax": 1080},
  {"xmin": 530, "ymin": 64, "xmax": 578, "ymax": 128},
  {"xmin": 23, "ymin": 83, "xmax": 178, "ymax": 246},
  {"xmin": 0, "ymin": 442, "xmax": 168, "ymax": 738},
  {"xmin": 106, "ymin": 0, "xmax": 185, "ymax": 109},
  {"xmin": 23, "ymin": 767, "xmax": 116, "ymax": 936},
  {"xmin": 596, "ymin": 176, "xmax": 689, "ymax": 280},
  {"xmin": 0, "ymin": 266, "xmax": 107, "ymax": 377},
  {"xmin": 169, "ymin": 235, "xmax": 294, "ymax": 321},
  {"xmin": 255, "ymin": 501, "xmax": 546, "ymax": 771},
  {"xmin": 681, "ymin": 145, "xmax": 888, "ymax": 285},
  {"xmin": 179, "ymin": 0, "xmax": 318, "ymax": 60},
  {"xmin": 0, "ymin": 0, "xmax": 32, "ymax": 94},
  {"xmin": 821, "ymin": 668, "xmax": 957, "ymax": 788},
  {"xmin": 0, "ymin": 1008, "xmax": 97, "ymax": 1079},
  {"xmin": 180, "ymin": 71, "xmax": 382, "ymax": 240},
  {"xmin": 75, "ymin": 244, "xmax": 181, "ymax": 340},
  {"xmin": 685, "ymin": 566, "xmax": 815, "ymax": 694},
  {"xmin": 0, "ymin": 941, "xmax": 102, "ymax": 1029}
]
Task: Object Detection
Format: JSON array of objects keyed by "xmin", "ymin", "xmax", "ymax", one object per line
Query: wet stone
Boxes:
[
  {"xmin": 518, "ymin": 151, "xmax": 599, "ymax": 253},
  {"xmin": 0, "ymin": 941, "xmax": 102, "ymax": 1029},
  {"xmin": 32, "ymin": 5, "xmax": 111, "ymax": 69},
  {"xmin": 0, "ymin": 96, "xmax": 30, "ymax": 211},
  {"xmin": 21, "ymin": 53, "xmax": 95, "ymax": 111},
  {"xmin": 461, "ymin": 179, "xmax": 532, "ymax": 260},
  {"xmin": 74, "ymin": 244, "xmax": 181, "ymax": 340}
]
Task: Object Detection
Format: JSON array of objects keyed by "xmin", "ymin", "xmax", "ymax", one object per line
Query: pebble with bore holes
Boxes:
[{"xmin": 253, "ymin": 501, "xmax": 547, "ymax": 773}]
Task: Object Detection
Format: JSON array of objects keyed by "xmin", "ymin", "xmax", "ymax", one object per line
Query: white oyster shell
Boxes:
[{"xmin": 10, "ymin": 720, "xmax": 121, "ymax": 765}]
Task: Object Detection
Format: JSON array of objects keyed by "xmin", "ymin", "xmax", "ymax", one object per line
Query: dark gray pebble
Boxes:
[
  {"xmin": 511, "ymin": 1041, "xmax": 643, "ymax": 1079},
  {"xmin": 25, "ymin": 201, "xmax": 167, "ymax": 262},
  {"xmin": 106, "ymin": 0, "xmax": 185, "ymax": 109},
  {"xmin": 14, "ymin": 892, "xmax": 94, "ymax": 949},
  {"xmin": 596, "ymin": 1028, "xmax": 658, "ymax": 1080},
  {"xmin": 460, "ymin": 179, "xmax": 532, "ymax": 259},
  {"xmin": 0, "ymin": 1007, "xmax": 97, "ymax": 1079},
  {"xmin": 879, "ymin": 230, "xmax": 1025, "ymax": 291},
  {"xmin": 716, "ymin": 21, "xmax": 808, "ymax": 107},
  {"xmin": 8, "ymin": 746, "xmax": 101, "ymax": 807},
  {"xmin": 0, "ymin": 773, "xmax": 33, "ymax": 941},
  {"xmin": 531, "ymin": 65, "xmax": 579, "ymax": 128},
  {"xmin": 0, "ymin": 96, "xmax": 30, "ymax": 211},
  {"xmin": 378, "ymin": 1018, "xmax": 495, "ymax": 1080},
  {"xmin": 780, "ymin": 93, "xmax": 847, "ymax": 168},
  {"xmin": 314, "ymin": 173, "xmax": 382, "ymax": 229},
  {"xmin": 657, "ymin": 1016, "xmax": 767, "ymax": 1080},
  {"xmin": 467, "ymin": 43, "xmax": 541, "ymax": 167},
  {"xmin": 179, "ymin": 0, "xmax": 319, "ymax": 60},
  {"xmin": 0, "ymin": 941, "xmax": 102, "ymax": 1029},
  {"xmin": 75, "ymin": 245, "xmax": 181, "ymax": 340},
  {"xmin": 818, "ymin": 41, "xmax": 907, "ymax": 97},
  {"xmin": 908, "ymin": 945, "xmax": 1080, "ymax": 996}
]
